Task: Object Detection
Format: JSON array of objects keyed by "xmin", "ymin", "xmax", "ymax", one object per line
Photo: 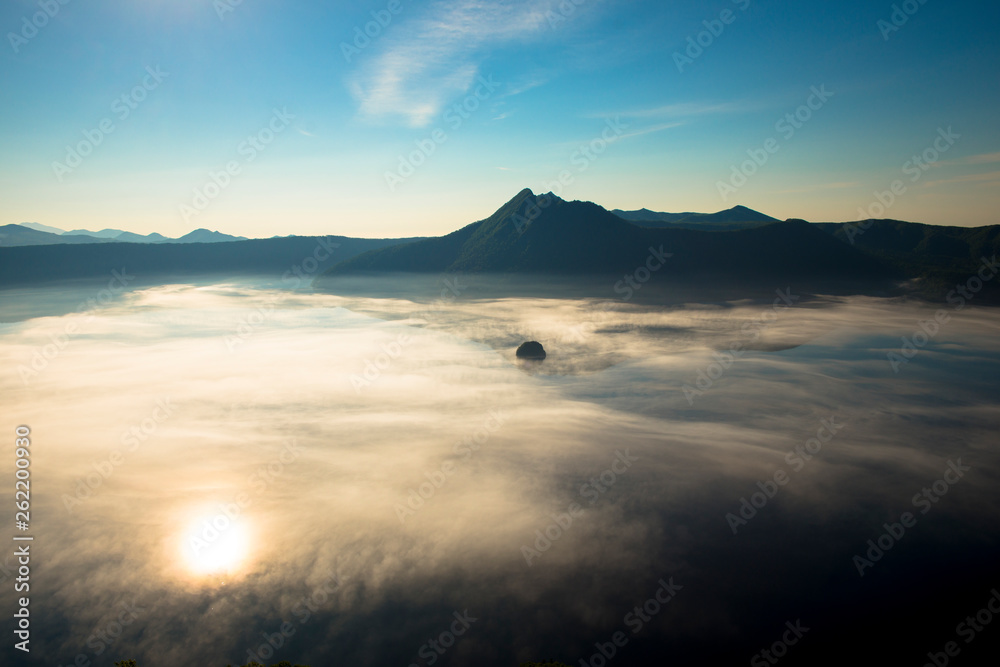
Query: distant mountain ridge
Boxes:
[
  {"xmin": 612, "ymin": 205, "xmax": 779, "ymax": 230},
  {"xmin": 64, "ymin": 228, "xmax": 127, "ymax": 239},
  {"xmin": 175, "ymin": 229, "xmax": 248, "ymax": 243},
  {"xmin": 0, "ymin": 225, "xmax": 123, "ymax": 248},
  {"xmin": 19, "ymin": 222, "xmax": 67, "ymax": 235},
  {"xmin": 0, "ymin": 224, "xmax": 246, "ymax": 247}
]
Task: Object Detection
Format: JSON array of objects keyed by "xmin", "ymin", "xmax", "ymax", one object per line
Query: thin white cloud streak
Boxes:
[
  {"xmin": 545, "ymin": 121, "xmax": 685, "ymax": 153},
  {"xmin": 920, "ymin": 169, "xmax": 1000, "ymax": 188},
  {"xmin": 350, "ymin": 0, "xmax": 571, "ymax": 127},
  {"xmin": 598, "ymin": 102, "xmax": 740, "ymax": 120},
  {"xmin": 616, "ymin": 121, "xmax": 686, "ymax": 141},
  {"xmin": 772, "ymin": 181, "xmax": 861, "ymax": 195},
  {"xmin": 936, "ymin": 151, "xmax": 1000, "ymax": 167}
]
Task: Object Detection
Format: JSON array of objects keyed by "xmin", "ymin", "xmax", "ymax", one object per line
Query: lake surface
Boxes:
[{"xmin": 2, "ymin": 277, "xmax": 999, "ymax": 666}]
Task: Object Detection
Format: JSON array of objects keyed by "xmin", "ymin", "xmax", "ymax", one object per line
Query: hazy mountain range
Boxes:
[
  {"xmin": 612, "ymin": 204, "xmax": 779, "ymax": 231},
  {"xmin": 4, "ymin": 202, "xmax": 778, "ymax": 248},
  {"xmin": 3, "ymin": 223, "xmax": 247, "ymax": 247},
  {"xmin": 2, "ymin": 189, "xmax": 997, "ymax": 301}
]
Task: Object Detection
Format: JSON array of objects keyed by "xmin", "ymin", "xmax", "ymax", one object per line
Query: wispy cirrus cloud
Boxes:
[
  {"xmin": 936, "ymin": 151, "xmax": 1000, "ymax": 167},
  {"xmin": 616, "ymin": 121, "xmax": 686, "ymax": 141},
  {"xmin": 920, "ymin": 152, "xmax": 1000, "ymax": 187},
  {"xmin": 348, "ymin": 0, "xmax": 578, "ymax": 127},
  {"xmin": 607, "ymin": 102, "xmax": 740, "ymax": 119},
  {"xmin": 921, "ymin": 170, "xmax": 1000, "ymax": 188},
  {"xmin": 772, "ymin": 181, "xmax": 861, "ymax": 195},
  {"xmin": 569, "ymin": 101, "xmax": 742, "ymax": 145}
]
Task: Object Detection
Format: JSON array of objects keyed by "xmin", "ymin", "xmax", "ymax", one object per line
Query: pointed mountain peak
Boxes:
[
  {"xmin": 721, "ymin": 205, "xmax": 779, "ymax": 221},
  {"xmin": 490, "ymin": 189, "xmax": 571, "ymax": 234}
]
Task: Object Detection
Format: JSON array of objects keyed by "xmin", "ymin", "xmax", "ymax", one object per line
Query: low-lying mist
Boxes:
[{"xmin": 2, "ymin": 276, "xmax": 998, "ymax": 666}]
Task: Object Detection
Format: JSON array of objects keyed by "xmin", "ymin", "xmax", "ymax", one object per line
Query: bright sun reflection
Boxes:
[{"xmin": 180, "ymin": 512, "xmax": 252, "ymax": 577}]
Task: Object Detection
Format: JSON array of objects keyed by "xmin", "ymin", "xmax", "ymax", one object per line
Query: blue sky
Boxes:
[{"xmin": 2, "ymin": 0, "xmax": 998, "ymax": 238}]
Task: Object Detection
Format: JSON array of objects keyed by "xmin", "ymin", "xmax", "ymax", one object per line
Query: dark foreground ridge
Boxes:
[
  {"xmin": 0, "ymin": 235, "xmax": 421, "ymax": 286},
  {"xmin": 113, "ymin": 659, "xmax": 574, "ymax": 666}
]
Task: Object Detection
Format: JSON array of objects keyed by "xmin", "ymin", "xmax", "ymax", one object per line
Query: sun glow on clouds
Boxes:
[
  {"xmin": 179, "ymin": 510, "xmax": 253, "ymax": 579},
  {"xmin": 3, "ymin": 281, "xmax": 1000, "ymax": 665}
]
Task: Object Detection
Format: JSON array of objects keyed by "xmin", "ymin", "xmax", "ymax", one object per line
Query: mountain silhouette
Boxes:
[
  {"xmin": 115, "ymin": 231, "xmax": 172, "ymax": 243},
  {"xmin": 0, "ymin": 224, "xmax": 118, "ymax": 247},
  {"xmin": 2, "ymin": 224, "xmax": 247, "ymax": 247},
  {"xmin": 18, "ymin": 222, "xmax": 67, "ymax": 235},
  {"xmin": 173, "ymin": 228, "xmax": 248, "ymax": 243},
  {"xmin": 5, "ymin": 190, "xmax": 997, "ymax": 301},
  {"xmin": 613, "ymin": 204, "xmax": 779, "ymax": 229},
  {"xmin": 324, "ymin": 189, "xmax": 887, "ymax": 281},
  {"xmin": 64, "ymin": 228, "xmax": 127, "ymax": 239}
]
